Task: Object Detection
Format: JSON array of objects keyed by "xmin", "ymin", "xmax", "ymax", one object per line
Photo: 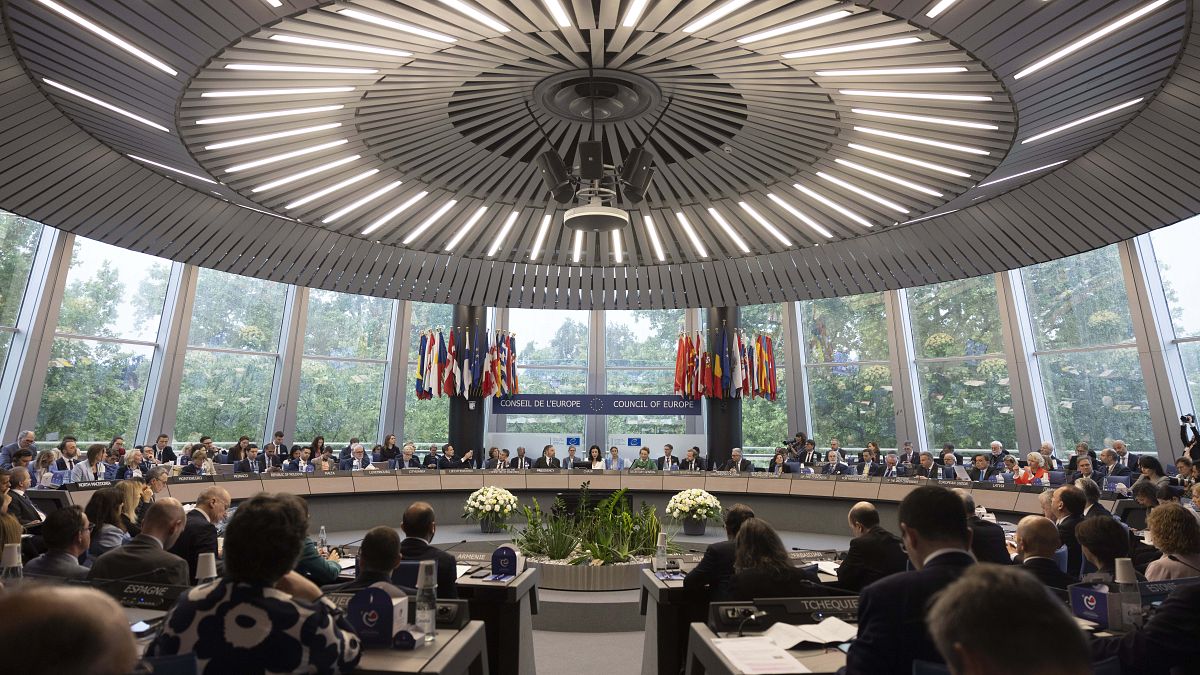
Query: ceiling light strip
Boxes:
[
  {"xmin": 706, "ymin": 207, "xmax": 750, "ymax": 253},
  {"xmin": 438, "ymin": 0, "xmax": 509, "ymax": 32},
  {"xmin": 612, "ymin": 229, "xmax": 624, "ymax": 263},
  {"xmin": 264, "ymin": 0, "xmax": 282, "ymax": 6},
  {"xmin": 225, "ymin": 139, "xmax": 348, "ymax": 173},
  {"xmin": 225, "ymin": 63, "xmax": 378, "ymax": 74},
  {"xmin": 269, "ymin": 34, "xmax": 412, "ymax": 58},
  {"xmin": 839, "ymin": 89, "xmax": 992, "ymax": 102},
  {"xmin": 252, "ymin": 155, "xmax": 359, "ymax": 192},
  {"xmin": 738, "ymin": 202, "xmax": 791, "ymax": 246},
  {"xmin": 976, "ymin": 161, "xmax": 1068, "ymax": 187},
  {"xmin": 127, "ymin": 155, "xmax": 217, "ymax": 184},
  {"xmin": 323, "ymin": 180, "xmax": 402, "ymax": 223},
  {"xmin": 361, "ymin": 191, "xmax": 429, "ymax": 235},
  {"xmin": 42, "ymin": 78, "xmax": 169, "ymax": 131},
  {"xmin": 529, "ymin": 214, "xmax": 553, "ymax": 260},
  {"xmin": 194, "ymin": 105, "xmax": 344, "ymax": 125},
  {"xmin": 445, "ymin": 206, "xmax": 489, "ymax": 251},
  {"xmin": 402, "ymin": 199, "xmax": 459, "ymax": 244},
  {"xmin": 850, "ymin": 108, "xmax": 998, "ymax": 131},
  {"xmin": 286, "ymin": 168, "xmax": 379, "ymax": 209},
  {"xmin": 817, "ymin": 172, "xmax": 909, "ymax": 214},
  {"xmin": 338, "ymin": 8, "xmax": 457, "ymax": 42},
  {"xmin": 674, "ymin": 212, "xmax": 708, "ymax": 258},
  {"xmin": 36, "ymin": 0, "xmax": 177, "ymax": 76},
  {"xmin": 766, "ymin": 194, "xmax": 834, "ymax": 239},
  {"xmin": 816, "ymin": 66, "xmax": 967, "ymax": 77},
  {"xmin": 783, "ymin": 36, "xmax": 920, "ymax": 59},
  {"xmin": 1014, "ymin": 0, "xmax": 1172, "ymax": 80},
  {"xmin": 848, "ymin": 143, "xmax": 972, "ymax": 178},
  {"xmin": 925, "ymin": 0, "xmax": 961, "ymax": 18},
  {"xmin": 540, "ymin": 0, "xmax": 572, "ymax": 27},
  {"xmin": 621, "ymin": 0, "xmax": 650, "ymax": 28},
  {"xmin": 1020, "ymin": 98, "xmax": 1144, "ymax": 144},
  {"xmin": 854, "ymin": 126, "xmax": 989, "ymax": 155},
  {"xmin": 488, "ymin": 211, "xmax": 520, "ymax": 257},
  {"xmin": 684, "ymin": 0, "xmax": 752, "ymax": 33},
  {"xmin": 644, "ymin": 215, "xmax": 667, "ymax": 262},
  {"xmin": 835, "ymin": 158, "xmax": 943, "ymax": 197},
  {"xmin": 205, "ymin": 123, "xmax": 342, "ymax": 150},
  {"xmin": 793, "ymin": 183, "xmax": 875, "ymax": 228},
  {"xmin": 572, "ymin": 229, "xmax": 584, "ymax": 263},
  {"xmin": 737, "ymin": 10, "xmax": 849, "ymax": 43},
  {"xmin": 201, "ymin": 87, "xmax": 355, "ymax": 98},
  {"xmin": 900, "ymin": 209, "xmax": 960, "ymax": 225}
]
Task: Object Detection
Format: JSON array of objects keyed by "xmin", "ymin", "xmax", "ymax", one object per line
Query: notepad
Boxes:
[
  {"xmin": 815, "ymin": 561, "xmax": 840, "ymax": 576},
  {"xmin": 763, "ymin": 617, "xmax": 857, "ymax": 649},
  {"xmin": 711, "ymin": 637, "xmax": 810, "ymax": 674},
  {"xmin": 336, "ymin": 557, "xmax": 357, "ymax": 570}
]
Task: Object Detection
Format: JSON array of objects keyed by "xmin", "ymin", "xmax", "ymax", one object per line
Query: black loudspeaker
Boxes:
[
  {"xmin": 578, "ymin": 140, "xmax": 604, "ymax": 180},
  {"xmin": 619, "ymin": 146, "xmax": 655, "ymax": 204},
  {"xmin": 535, "ymin": 150, "xmax": 575, "ymax": 203}
]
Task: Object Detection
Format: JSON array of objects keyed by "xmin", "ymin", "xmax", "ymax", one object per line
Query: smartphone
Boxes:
[{"xmin": 471, "ymin": 569, "xmax": 491, "ymax": 578}]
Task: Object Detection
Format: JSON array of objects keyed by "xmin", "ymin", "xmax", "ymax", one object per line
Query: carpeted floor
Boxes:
[{"xmin": 532, "ymin": 630, "xmax": 645, "ymax": 675}]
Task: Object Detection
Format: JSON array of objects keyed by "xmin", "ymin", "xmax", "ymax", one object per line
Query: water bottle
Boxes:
[
  {"xmin": 653, "ymin": 531, "xmax": 668, "ymax": 571},
  {"xmin": 0, "ymin": 543, "xmax": 22, "ymax": 586},
  {"xmin": 996, "ymin": 472, "xmax": 1004, "ymax": 484},
  {"xmin": 318, "ymin": 526, "xmax": 328, "ymax": 551},
  {"xmin": 415, "ymin": 559, "xmax": 437, "ymax": 642}
]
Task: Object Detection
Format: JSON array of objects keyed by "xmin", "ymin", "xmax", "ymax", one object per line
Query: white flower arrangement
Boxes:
[
  {"xmin": 463, "ymin": 485, "xmax": 518, "ymax": 522},
  {"xmin": 666, "ymin": 488, "xmax": 721, "ymax": 522}
]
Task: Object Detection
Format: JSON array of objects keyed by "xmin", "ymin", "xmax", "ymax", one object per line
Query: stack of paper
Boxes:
[
  {"xmin": 710, "ymin": 637, "xmax": 811, "ymax": 674},
  {"xmin": 815, "ymin": 561, "xmax": 840, "ymax": 576},
  {"xmin": 763, "ymin": 617, "xmax": 857, "ymax": 649}
]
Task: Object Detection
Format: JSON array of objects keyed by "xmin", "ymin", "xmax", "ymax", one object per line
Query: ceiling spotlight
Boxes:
[
  {"xmin": 224, "ymin": 63, "xmax": 378, "ymax": 74},
  {"xmin": 1020, "ymin": 98, "xmax": 1144, "ymax": 144},
  {"xmin": 204, "ymin": 123, "xmax": 342, "ymax": 150},
  {"xmin": 530, "ymin": 214, "xmax": 553, "ymax": 260},
  {"xmin": 1014, "ymin": 0, "xmax": 1172, "ymax": 80},
  {"xmin": 445, "ymin": 206, "xmax": 489, "ymax": 251},
  {"xmin": 269, "ymin": 34, "xmax": 412, "ymax": 58},
  {"xmin": 201, "ymin": 87, "xmax": 354, "ymax": 98},
  {"xmin": 194, "ymin": 105, "xmax": 344, "ymax": 125},
  {"xmin": 127, "ymin": 155, "xmax": 217, "ymax": 184},
  {"xmin": 738, "ymin": 202, "xmax": 791, "ymax": 246},
  {"xmin": 361, "ymin": 191, "xmax": 429, "ymax": 235},
  {"xmin": 224, "ymin": 139, "xmax": 348, "ymax": 173},
  {"xmin": 643, "ymin": 214, "xmax": 667, "ymax": 262},
  {"xmin": 36, "ymin": 0, "xmax": 177, "ymax": 76},
  {"xmin": 487, "ymin": 211, "xmax": 520, "ymax": 257},
  {"xmin": 766, "ymin": 194, "xmax": 834, "ymax": 239},
  {"xmin": 618, "ymin": 146, "xmax": 655, "ymax": 204},
  {"xmin": 839, "ymin": 90, "xmax": 992, "ymax": 102},
  {"xmin": 338, "ymin": 9, "xmax": 457, "ymax": 42},
  {"xmin": 42, "ymin": 78, "xmax": 170, "ymax": 131},
  {"xmin": 535, "ymin": 150, "xmax": 575, "ymax": 203},
  {"xmin": 783, "ymin": 36, "xmax": 920, "ymax": 59},
  {"xmin": 684, "ymin": 0, "xmax": 752, "ymax": 33},
  {"xmin": 850, "ymin": 108, "xmax": 999, "ymax": 131},
  {"xmin": 737, "ymin": 10, "xmax": 849, "ymax": 44}
]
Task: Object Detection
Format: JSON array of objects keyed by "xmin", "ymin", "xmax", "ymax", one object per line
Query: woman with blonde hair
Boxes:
[
  {"xmin": 33, "ymin": 449, "xmax": 59, "ymax": 488},
  {"xmin": 1015, "ymin": 452, "xmax": 1048, "ymax": 485},
  {"xmin": 114, "ymin": 480, "xmax": 143, "ymax": 537},
  {"xmin": 1145, "ymin": 503, "xmax": 1200, "ymax": 580}
]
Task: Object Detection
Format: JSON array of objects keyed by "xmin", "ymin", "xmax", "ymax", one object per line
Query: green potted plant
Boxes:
[
  {"xmin": 463, "ymin": 485, "xmax": 517, "ymax": 533},
  {"xmin": 667, "ymin": 488, "xmax": 722, "ymax": 536}
]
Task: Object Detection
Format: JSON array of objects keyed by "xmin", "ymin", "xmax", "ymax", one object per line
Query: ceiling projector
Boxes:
[{"xmin": 564, "ymin": 199, "xmax": 630, "ymax": 233}]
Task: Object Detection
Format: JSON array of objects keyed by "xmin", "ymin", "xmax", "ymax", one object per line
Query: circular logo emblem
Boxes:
[
  {"xmin": 362, "ymin": 610, "xmax": 379, "ymax": 628},
  {"xmin": 1082, "ymin": 595, "xmax": 1097, "ymax": 611}
]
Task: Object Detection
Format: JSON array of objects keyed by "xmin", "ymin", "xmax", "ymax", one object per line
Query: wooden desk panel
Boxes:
[
  {"xmin": 166, "ymin": 477, "xmax": 214, "ymax": 503},
  {"xmin": 704, "ymin": 475, "xmax": 749, "ymax": 494},
  {"xmin": 789, "ymin": 475, "xmax": 837, "ymax": 497},
  {"xmin": 971, "ymin": 484, "xmax": 1021, "ymax": 511},
  {"xmin": 622, "ymin": 473, "xmax": 664, "ymax": 491},
  {"xmin": 307, "ymin": 474, "xmax": 355, "ymax": 496},
  {"xmin": 261, "ymin": 475, "xmax": 312, "ymax": 496},
  {"xmin": 567, "ymin": 471, "xmax": 622, "ymax": 490},
  {"xmin": 877, "ymin": 479, "xmax": 919, "ymax": 502},
  {"xmin": 662, "ymin": 473, "xmax": 707, "ymax": 492},
  {"xmin": 394, "ymin": 472, "xmax": 443, "ymax": 492},
  {"xmin": 1014, "ymin": 487, "xmax": 1049, "ymax": 514},
  {"xmin": 833, "ymin": 476, "xmax": 882, "ymax": 500},
  {"xmin": 440, "ymin": 471, "xmax": 485, "ymax": 491},
  {"xmin": 352, "ymin": 471, "xmax": 400, "ymax": 493},
  {"xmin": 216, "ymin": 475, "xmax": 267, "ymax": 500},
  {"xmin": 524, "ymin": 470, "xmax": 569, "ymax": 490},
  {"xmin": 483, "ymin": 472, "xmax": 527, "ymax": 490},
  {"xmin": 746, "ymin": 475, "xmax": 792, "ymax": 494}
]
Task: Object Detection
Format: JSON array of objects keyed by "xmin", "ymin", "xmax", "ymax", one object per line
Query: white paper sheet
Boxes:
[
  {"xmin": 762, "ymin": 617, "xmax": 857, "ymax": 649},
  {"xmin": 710, "ymin": 637, "xmax": 811, "ymax": 674}
]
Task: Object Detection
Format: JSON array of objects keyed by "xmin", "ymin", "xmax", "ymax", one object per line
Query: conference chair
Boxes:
[
  {"xmin": 393, "ymin": 560, "xmax": 421, "ymax": 588},
  {"xmin": 1049, "ymin": 471, "xmax": 1067, "ymax": 486},
  {"xmin": 1105, "ymin": 475, "xmax": 1132, "ymax": 491}
]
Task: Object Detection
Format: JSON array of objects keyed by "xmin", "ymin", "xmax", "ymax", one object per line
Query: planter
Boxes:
[
  {"xmin": 682, "ymin": 518, "xmax": 707, "ymax": 536},
  {"xmin": 529, "ymin": 559, "xmax": 650, "ymax": 591},
  {"xmin": 480, "ymin": 519, "xmax": 506, "ymax": 534}
]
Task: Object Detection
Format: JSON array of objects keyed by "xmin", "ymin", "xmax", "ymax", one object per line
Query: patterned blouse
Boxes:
[{"xmin": 148, "ymin": 579, "xmax": 361, "ymax": 674}]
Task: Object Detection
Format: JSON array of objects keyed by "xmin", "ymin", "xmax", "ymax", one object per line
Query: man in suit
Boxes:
[
  {"xmin": 262, "ymin": 431, "xmax": 286, "ymax": 463},
  {"xmin": 657, "ymin": 445, "xmax": 680, "ymax": 472},
  {"xmin": 533, "ymin": 445, "xmax": 561, "ymax": 469},
  {"xmin": 680, "ymin": 447, "xmax": 705, "ymax": 471},
  {"xmin": 720, "ymin": 448, "xmax": 753, "ymax": 472},
  {"xmin": 8, "ymin": 467, "xmax": 45, "ymax": 527},
  {"xmin": 423, "ymin": 445, "xmax": 442, "ymax": 469},
  {"xmin": 879, "ymin": 453, "xmax": 906, "ymax": 478},
  {"xmin": 337, "ymin": 444, "xmax": 372, "ymax": 471},
  {"xmin": 954, "ymin": 489, "xmax": 1010, "ymax": 565},
  {"xmin": 1052, "ymin": 485, "xmax": 1086, "ymax": 577},
  {"xmin": 821, "ymin": 450, "xmax": 849, "ymax": 476},
  {"xmin": 896, "ymin": 440, "xmax": 918, "ymax": 466},
  {"xmin": 23, "ymin": 505, "xmax": 90, "ymax": 580},
  {"xmin": 913, "ymin": 452, "xmax": 945, "ymax": 479},
  {"xmin": 485, "ymin": 448, "xmax": 509, "ymax": 470},
  {"xmin": 0, "ymin": 429, "xmax": 35, "ymax": 470},
  {"xmin": 145, "ymin": 433, "xmax": 176, "ymax": 466},
  {"xmin": 1014, "ymin": 515, "xmax": 1076, "ymax": 589},
  {"xmin": 1097, "ymin": 447, "xmax": 1132, "ymax": 479},
  {"xmin": 55, "ymin": 437, "xmax": 81, "ymax": 472},
  {"xmin": 968, "ymin": 453, "xmax": 999, "ymax": 482},
  {"xmin": 169, "ymin": 486, "xmax": 229, "ymax": 583},
  {"xmin": 262, "ymin": 442, "xmax": 284, "ymax": 471},
  {"xmin": 1070, "ymin": 456, "xmax": 1105, "ymax": 484},
  {"xmin": 1091, "ymin": 581, "xmax": 1200, "ymax": 673},
  {"xmin": 397, "ymin": 502, "xmax": 458, "ymax": 598},
  {"xmin": 797, "ymin": 440, "xmax": 822, "ymax": 465},
  {"xmin": 234, "ymin": 445, "xmax": 268, "ymax": 473},
  {"xmin": 1111, "ymin": 439, "xmax": 1138, "ymax": 471},
  {"xmin": 836, "ymin": 502, "xmax": 907, "ymax": 592},
  {"xmin": 846, "ymin": 486, "xmax": 975, "ymax": 675},
  {"xmin": 325, "ymin": 526, "xmax": 414, "ymax": 594},
  {"xmin": 509, "ymin": 446, "xmax": 533, "ymax": 470},
  {"xmin": 986, "ymin": 440, "xmax": 1010, "ymax": 467},
  {"xmin": 89, "ymin": 499, "xmax": 190, "ymax": 586},
  {"xmin": 1074, "ymin": 477, "xmax": 1112, "ymax": 519},
  {"xmin": 439, "ymin": 445, "xmax": 463, "ymax": 469},
  {"xmin": 683, "ymin": 504, "xmax": 754, "ymax": 602}
]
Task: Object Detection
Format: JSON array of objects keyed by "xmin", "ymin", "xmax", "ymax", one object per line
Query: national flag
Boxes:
[{"xmin": 415, "ymin": 331, "xmax": 427, "ymax": 397}]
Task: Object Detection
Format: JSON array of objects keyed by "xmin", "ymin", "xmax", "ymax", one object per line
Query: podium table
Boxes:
[
  {"xmin": 356, "ymin": 621, "xmax": 489, "ymax": 675},
  {"xmin": 684, "ymin": 623, "xmax": 846, "ymax": 675},
  {"xmin": 640, "ymin": 569, "xmax": 698, "ymax": 675},
  {"xmin": 455, "ymin": 567, "xmax": 539, "ymax": 675}
]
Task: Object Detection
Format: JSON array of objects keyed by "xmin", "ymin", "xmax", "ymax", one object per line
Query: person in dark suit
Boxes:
[
  {"xmin": 797, "ymin": 440, "xmax": 822, "ymax": 465},
  {"xmin": 1111, "ymin": 440, "xmax": 1138, "ymax": 471},
  {"xmin": 438, "ymin": 445, "xmax": 463, "ymax": 470},
  {"xmin": 986, "ymin": 441, "xmax": 1011, "ymax": 467},
  {"xmin": 337, "ymin": 444, "xmax": 372, "ymax": 471},
  {"xmin": 179, "ymin": 449, "xmax": 208, "ymax": 476},
  {"xmin": 54, "ymin": 436, "xmax": 82, "ymax": 472},
  {"xmin": 1065, "ymin": 442, "xmax": 1099, "ymax": 473},
  {"xmin": 968, "ymin": 454, "xmax": 999, "ymax": 482},
  {"xmin": 422, "ymin": 445, "xmax": 442, "ymax": 469},
  {"xmin": 680, "ymin": 447, "xmax": 705, "ymax": 471},
  {"xmin": 1091, "ymin": 581, "xmax": 1200, "ymax": 672},
  {"xmin": 484, "ymin": 449, "xmax": 510, "ymax": 470},
  {"xmin": 656, "ymin": 445, "xmax": 680, "ymax": 471},
  {"xmin": 23, "ymin": 505, "xmax": 90, "ymax": 580},
  {"xmin": 879, "ymin": 453, "xmax": 907, "ymax": 478},
  {"xmin": 324, "ymin": 526, "xmax": 414, "ymax": 594},
  {"xmin": 1069, "ymin": 456, "xmax": 1105, "ymax": 484},
  {"xmin": 1074, "ymin": 476, "xmax": 1112, "ymax": 519},
  {"xmin": 913, "ymin": 452, "xmax": 943, "ymax": 479},
  {"xmin": 728, "ymin": 519, "xmax": 826, "ymax": 601},
  {"xmin": 8, "ymin": 467, "xmax": 45, "ymax": 527},
  {"xmin": 533, "ymin": 445, "xmax": 560, "ymax": 469},
  {"xmin": 720, "ymin": 448, "xmax": 753, "ymax": 472},
  {"xmin": 896, "ymin": 441, "xmax": 918, "ymax": 467},
  {"xmin": 234, "ymin": 446, "xmax": 268, "ymax": 473},
  {"xmin": 509, "ymin": 446, "xmax": 533, "ymax": 469},
  {"xmin": 396, "ymin": 502, "xmax": 458, "ymax": 598},
  {"xmin": 856, "ymin": 445, "xmax": 881, "ymax": 475},
  {"xmin": 146, "ymin": 434, "xmax": 176, "ymax": 466},
  {"xmin": 768, "ymin": 451, "xmax": 792, "ymax": 475},
  {"xmin": 1051, "ymin": 485, "xmax": 1086, "ymax": 577},
  {"xmin": 954, "ymin": 489, "xmax": 1011, "ymax": 565},
  {"xmin": 398, "ymin": 445, "xmax": 423, "ymax": 468},
  {"xmin": 168, "ymin": 487, "xmax": 229, "ymax": 583},
  {"xmin": 89, "ymin": 499, "xmax": 190, "ymax": 586},
  {"xmin": 821, "ymin": 450, "xmax": 850, "ymax": 475},
  {"xmin": 836, "ymin": 502, "xmax": 907, "ymax": 592},
  {"xmin": 1014, "ymin": 515, "xmax": 1076, "ymax": 589},
  {"xmin": 683, "ymin": 504, "xmax": 755, "ymax": 603},
  {"xmin": 846, "ymin": 486, "xmax": 976, "ymax": 675},
  {"xmin": 1098, "ymin": 448, "xmax": 1132, "ymax": 478}
]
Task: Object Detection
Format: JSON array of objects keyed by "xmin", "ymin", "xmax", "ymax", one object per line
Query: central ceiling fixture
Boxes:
[{"xmin": 530, "ymin": 67, "xmax": 671, "ymax": 233}]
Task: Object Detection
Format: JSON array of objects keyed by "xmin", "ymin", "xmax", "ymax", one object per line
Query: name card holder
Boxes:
[
  {"xmin": 622, "ymin": 470, "xmax": 663, "ymax": 491},
  {"xmin": 833, "ymin": 475, "xmax": 882, "ymax": 500},
  {"xmin": 970, "ymin": 480, "xmax": 1022, "ymax": 511},
  {"xmin": 166, "ymin": 474, "xmax": 215, "ymax": 502},
  {"xmin": 307, "ymin": 470, "xmax": 354, "ymax": 495},
  {"xmin": 790, "ymin": 473, "xmax": 836, "ymax": 497},
  {"xmin": 214, "ymin": 473, "xmax": 266, "ymax": 499},
  {"xmin": 261, "ymin": 470, "xmax": 312, "ymax": 496},
  {"xmin": 440, "ymin": 469, "xmax": 484, "ymax": 490},
  {"xmin": 352, "ymin": 469, "xmax": 399, "ymax": 493},
  {"xmin": 877, "ymin": 476, "xmax": 920, "ymax": 502},
  {"xmin": 525, "ymin": 469, "xmax": 568, "ymax": 490},
  {"xmin": 395, "ymin": 469, "xmax": 442, "ymax": 492},
  {"xmin": 746, "ymin": 472, "xmax": 792, "ymax": 495},
  {"xmin": 483, "ymin": 471, "xmax": 527, "ymax": 490}
]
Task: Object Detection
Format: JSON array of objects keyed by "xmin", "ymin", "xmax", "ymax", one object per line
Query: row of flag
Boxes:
[
  {"xmin": 414, "ymin": 329, "xmax": 519, "ymax": 399},
  {"xmin": 674, "ymin": 331, "xmax": 777, "ymax": 400}
]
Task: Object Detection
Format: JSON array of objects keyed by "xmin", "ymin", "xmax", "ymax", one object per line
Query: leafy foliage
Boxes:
[{"xmin": 510, "ymin": 485, "xmax": 675, "ymax": 565}]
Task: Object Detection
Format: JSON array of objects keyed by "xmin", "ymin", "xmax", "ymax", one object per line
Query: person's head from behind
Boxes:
[
  {"xmin": 897, "ymin": 486, "xmax": 970, "ymax": 568},
  {"xmin": 223, "ymin": 493, "xmax": 308, "ymax": 584},
  {"xmin": 733, "ymin": 518, "xmax": 789, "ymax": 573},
  {"xmin": 1052, "ymin": 486, "xmax": 1085, "ymax": 519},
  {"xmin": 141, "ymin": 498, "xmax": 187, "ymax": 550},
  {"xmin": 1131, "ymin": 481, "xmax": 1159, "ymax": 508},
  {"xmin": 723, "ymin": 503, "xmax": 755, "ymax": 541},
  {"xmin": 1146, "ymin": 502, "xmax": 1200, "ymax": 557},
  {"xmin": 360, "ymin": 526, "xmax": 402, "ymax": 575},
  {"xmin": 402, "ymin": 501, "xmax": 437, "ymax": 542},
  {"xmin": 1156, "ymin": 483, "xmax": 1180, "ymax": 504},
  {"xmin": 1076, "ymin": 516, "xmax": 1130, "ymax": 572},
  {"xmin": 1074, "ymin": 477, "xmax": 1100, "ymax": 507},
  {"xmin": 1014, "ymin": 516, "xmax": 1060, "ymax": 559},
  {"xmin": 0, "ymin": 513, "xmax": 20, "ymax": 545},
  {"xmin": 41, "ymin": 504, "xmax": 90, "ymax": 556},
  {"xmin": 85, "ymin": 487, "xmax": 125, "ymax": 531},
  {"xmin": 928, "ymin": 564, "xmax": 1090, "ymax": 675},
  {"xmin": 196, "ymin": 486, "xmax": 231, "ymax": 524},
  {"xmin": 85, "ymin": 443, "xmax": 105, "ymax": 466},
  {"xmin": 1037, "ymin": 489, "xmax": 1055, "ymax": 520},
  {"xmin": 952, "ymin": 488, "xmax": 977, "ymax": 516},
  {"xmin": 0, "ymin": 585, "xmax": 137, "ymax": 675},
  {"xmin": 10, "ymin": 466, "xmax": 30, "ymax": 491},
  {"xmin": 847, "ymin": 501, "xmax": 879, "ymax": 536}
]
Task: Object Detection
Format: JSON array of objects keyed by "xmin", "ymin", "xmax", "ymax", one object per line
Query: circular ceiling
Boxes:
[{"xmin": 0, "ymin": 0, "xmax": 1195, "ymax": 309}]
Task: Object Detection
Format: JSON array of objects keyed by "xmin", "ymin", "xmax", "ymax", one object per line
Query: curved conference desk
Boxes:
[{"xmin": 49, "ymin": 468, "xmax": 1118, "ymax": 537}]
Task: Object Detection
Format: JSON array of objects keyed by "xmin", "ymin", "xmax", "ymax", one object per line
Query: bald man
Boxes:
[
  {"xmin": 169, "ymin": 486, "xmax": 230, "ymax": 583},
  {"xmin": 89, "ymin": 498, "xmax": 190, "ymax": 586},
  {"xmin": 398, "ymin": 501, "xmax": 458, "ymax": 598},
  {"xmin": 1015, "ymin": 515, "xmax": 1076, "ymax": 589},
  {"xmin": 0, "ymin": 585, "xmax": 137, "ymax": 674},
  {"xmin": 836, "ymin": 501, "xmax": 907, "ymax": 591}
]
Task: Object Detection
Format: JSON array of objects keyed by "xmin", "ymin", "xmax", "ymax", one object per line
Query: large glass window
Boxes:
[
  {"xmin": 606, "ymin": 309, "xmax": 686, "ymax": 435},
  {"xmin": 404, "ymin": 302, "xmax": 454, "ymax": 446},
  {"xmin": 1021, "ymin": 245, "xmax": 1153, "ymax": 452},
  {"xmin": 800, "ymin": 294, "xmax": 896, "ymax": 448},
  {"xmin": 173, "ymin": 269, "xmax": 287, "ymax": 445},
  {"xmin": 1149, "ymin": 215, "xmax": 1200, "ymax": 414},
  {"xmin": 294, "ymin": 289, "xmax": 393, "ymax": 444},
  {"xmin": 906, "ymin": 276, "xmax": 1016, "ymax": 450},
  {"xmin": 0, "ymin": 212, "xmax": 42, "ymax": 371},
  {"xmin": 505, "ymin": 308, "xmax": 589, "ymax": 433},
  {"xmin": 36, "ymin": 236, "xmax": 171, "ymax": 442},
  {"xmin": 740, "ymin": 304, "xmax": 789, "ymax": 451}
]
